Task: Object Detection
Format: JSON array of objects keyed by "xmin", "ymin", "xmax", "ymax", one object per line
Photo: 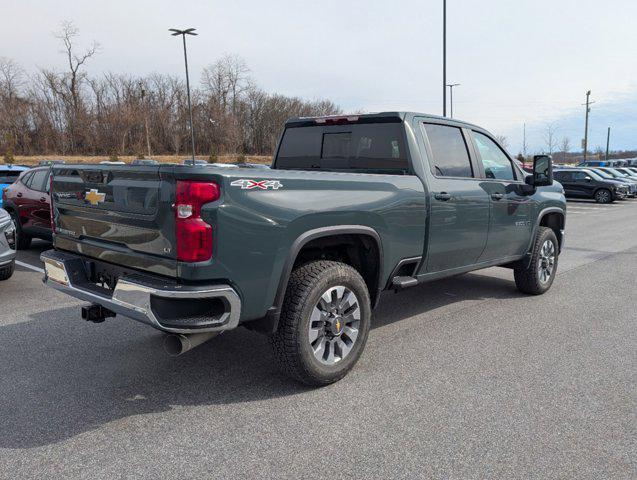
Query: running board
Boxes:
[{"xmin": 391, "ymin": 276, "xmax": 418, "ymax": 290}]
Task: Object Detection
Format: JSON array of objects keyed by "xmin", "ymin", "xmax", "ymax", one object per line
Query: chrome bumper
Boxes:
[{"xmin": 41, "ymin": 250, "xmax": 241, "ymax": 334}]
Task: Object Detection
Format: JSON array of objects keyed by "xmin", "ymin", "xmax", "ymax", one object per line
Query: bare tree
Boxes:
[
  {"xmin": 543, "ymin": 123, "xmax": 558, "ymax": 155},
  {"xmin": 559, "ymin": 137, "xmax": 570, "ymax": 163},
  {"xmin": 495, "ymin": 135, "xmax": 509, "ymax": 150}
]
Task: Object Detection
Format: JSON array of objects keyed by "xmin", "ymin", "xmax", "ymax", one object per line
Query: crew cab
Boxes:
[{"xmin": 41, "ymin": 113, "xmax": 566, "ymax": 385}]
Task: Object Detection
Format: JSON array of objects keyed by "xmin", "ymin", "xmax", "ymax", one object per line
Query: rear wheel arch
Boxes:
[{"xmin": 257, "ymin": 226, "xmax": 383, "ymax": 334}]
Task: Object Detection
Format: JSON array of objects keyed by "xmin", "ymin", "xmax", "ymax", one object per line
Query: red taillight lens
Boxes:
[{"xmin": 175, "ymin": 181, "xmax": 219, "ymax": 262}]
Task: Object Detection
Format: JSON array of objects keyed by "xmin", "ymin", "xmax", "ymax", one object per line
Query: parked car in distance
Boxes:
[
  {"xmin": 131, "ymin": 159, "xmax": 159, "ymax": 165},
  {"xmin": 593, "ymin": 167, "xmax": 637, "ymax": 196},
  {"xmin": 38, "ymin": 160, "xmax": 66, "ymax": 167},
  {"xmin": 181, "ymin": 159, "xmax": 209, "ymax": 165},
  {"xmin": 2, "ymin": 166, "xmax": 52, "ymax": 249},
  {"xmin": 42, "ymin": 112, "xmax": 566, "ymax": 386},
  {"xmin": 0, "ymin": 165, "xmax": 29, "ymax": 208},
  {"xmin": 553, "ymin": 168, "xmax": 628, "ymax": 203},
  {"xmin": 99, "ymin": 161, "xmax": 126, "ymax": 165},
  {"xmin": 615, "ymin": 167, "xmax": 637, "ymax": 179},
  {"xmin": 0, "ymin": 208, "xmax": 16, "ymax": 280}
]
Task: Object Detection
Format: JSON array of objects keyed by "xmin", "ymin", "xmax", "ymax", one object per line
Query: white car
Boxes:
[{"xmin": 0, "ymin": 208, "xmax": 16, "ymax": 280}]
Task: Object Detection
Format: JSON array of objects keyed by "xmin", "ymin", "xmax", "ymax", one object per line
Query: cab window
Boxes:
[
  {"xmin": 423, "ymin": 124, "xmax": 473, "ymax": 178},
  {"xmin": 473, "ymin": 132, "xmax": 515, "ymax": 181}
]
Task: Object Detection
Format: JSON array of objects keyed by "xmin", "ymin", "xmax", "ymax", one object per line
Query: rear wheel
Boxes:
[
  {"xmin": 594, "ymin": 188, "xmax": 612, "ymax": 204},
  {"xmin": 9, "ymin": 211, "xmax": 31, "ymax": 250},
  {"xmin": 271, "ymin": 260, "xmax": 371, "ymax": 386},
  {"xmin": 514, "ymin": 227, "xmax": 558, "ymax": 295},
  {"xmin": 0, "ymin": 260, "xmax": 15, "ymax": 281}
]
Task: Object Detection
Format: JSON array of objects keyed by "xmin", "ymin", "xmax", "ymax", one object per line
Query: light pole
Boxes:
[
  {"xmin": 443, "ymin": 0, "xmax": 447, "ymax": 116},
  {"xmin": 170, "ymin": 27, "xmax": 197, "ymax": 164},
  {"xmin": 446, "ymin": 83, "xmax": 460, "ymax": 118}
]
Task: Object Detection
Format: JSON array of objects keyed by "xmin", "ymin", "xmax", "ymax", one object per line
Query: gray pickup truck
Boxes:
[{"xmin": 42, "ymin": 112, "xmax": 566, "ymax": 385}]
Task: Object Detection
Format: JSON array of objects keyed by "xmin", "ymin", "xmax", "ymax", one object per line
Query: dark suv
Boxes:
[
  {"xmin": 1, "ymin": 166, "xmax": 53, "ymax": 249},
  {"xmin": 554, "ymin": 168, "xmax": 627, "ymax": 203}
]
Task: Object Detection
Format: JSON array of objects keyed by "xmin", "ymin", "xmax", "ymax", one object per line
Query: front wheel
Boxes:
[
  {"xmin": 514, "ymin": 227, "xmax": 559, "ymax": 295},
  {"xmin": 595, "ymin": 188, "xmax": 612, "ymax": 204},
  {"xmin": 271, "ymin": 260, "xmax": 371, "ymax": 386}
]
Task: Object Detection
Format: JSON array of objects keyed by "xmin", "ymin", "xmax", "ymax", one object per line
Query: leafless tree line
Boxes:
[{"xmin": 0, "ymin": 22, "xmax": 340, "ymax": 159}]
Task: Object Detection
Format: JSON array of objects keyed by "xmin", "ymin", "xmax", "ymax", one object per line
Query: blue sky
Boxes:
[{"xmin": 3, "ymin": 0, "xmax": 636, "ymax": 153}]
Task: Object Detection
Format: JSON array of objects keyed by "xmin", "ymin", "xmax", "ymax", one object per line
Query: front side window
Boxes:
[
  {"xmin": 423, "ymin": 124, "xmax": 473, "ymax": 178},
  {"xmin": 473, "ymin": 132, "xmax": 515, "ymax": 181}
]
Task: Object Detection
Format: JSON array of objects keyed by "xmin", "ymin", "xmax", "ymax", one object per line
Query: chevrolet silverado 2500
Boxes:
[{"xmin": 41, "ymin": 112, "xmax": 566, "ymax": 385}]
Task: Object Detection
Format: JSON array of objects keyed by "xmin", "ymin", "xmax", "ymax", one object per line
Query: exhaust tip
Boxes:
[
  {"xmin": 163, "ymin": 334, "xmax": 189, "ymax": 356},
  {"xmin": 163, "ymin": 332, "xmax": 218, "ymax": 356}
]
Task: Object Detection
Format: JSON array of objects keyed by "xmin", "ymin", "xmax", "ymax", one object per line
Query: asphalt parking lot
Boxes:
[{"xmin": 0, "ymin": 199, "xmax": 635, "ymax": 479}]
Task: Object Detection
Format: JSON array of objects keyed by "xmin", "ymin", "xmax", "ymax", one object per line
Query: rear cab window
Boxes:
[{"xmin": 274, "ymin": 120, "xmax": 410, "ymax": 174}]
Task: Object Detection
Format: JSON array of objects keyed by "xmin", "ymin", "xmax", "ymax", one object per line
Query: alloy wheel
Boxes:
[
  {"xmin": 308, "ymin": 286, "xmax": 361, "ymax": 366},
  {"xmin": 537, "ymin": 240, "xmax": 556, "ymax": 284}
]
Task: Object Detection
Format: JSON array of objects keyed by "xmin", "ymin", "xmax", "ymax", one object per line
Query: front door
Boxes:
[
  {"xmin": 418, "ymin": 123, "xmax": 490, "ymax": 273},
  {"xmin": 470, "ymin": 131, "xmax": 532, "ymax": 261}
]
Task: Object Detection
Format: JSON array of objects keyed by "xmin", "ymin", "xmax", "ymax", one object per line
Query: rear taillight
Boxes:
[
  {"xmin": 175, "ymin": 181, "xmax": 219, "ymax": 262},
  {"xmin": 49, "ymin": 174, "xmax": 56, "ymax": 234}
]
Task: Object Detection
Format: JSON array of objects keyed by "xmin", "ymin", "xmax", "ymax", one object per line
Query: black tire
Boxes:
[
  {"xmin": 594, "ymin": 188, "xmax": 612, "ymax": 204},
  {"xmin": 0, "ymin": 260, "xmax": 15, "ymax": 281},
  {"xmin": 514, "ymin": 227, "xmax": 559, "ymax": 295},
  {"xmin": 9, "ymin": 211, "xmax": 31, "ymax": 250},
  {"xmin": 271, "ymin": 260, "xmax": 372, "ymax": 386}
]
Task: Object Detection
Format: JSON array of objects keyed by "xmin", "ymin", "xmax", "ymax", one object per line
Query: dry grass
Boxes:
[{"xmin": 5, "ymin": 155, "xmax": 272, "ymax": 166}]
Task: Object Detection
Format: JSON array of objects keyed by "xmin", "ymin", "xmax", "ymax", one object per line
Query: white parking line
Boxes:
[{"xmin": 14, "ymin": 260, "xmax": 44, "ymax": 274}]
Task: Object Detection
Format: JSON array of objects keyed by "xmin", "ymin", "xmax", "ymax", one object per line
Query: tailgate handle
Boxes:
[
  {"xmin": 434, "ymin": 192, "xmax": 451, "ymax": 201},
  {"xmin": 491, "ymin": 193, "xmax": 504, "ymax": 201}
]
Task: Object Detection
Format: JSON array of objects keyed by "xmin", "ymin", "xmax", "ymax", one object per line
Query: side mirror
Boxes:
[
  {"xmin": 584, "ymin": 176, "xmax": 591, "ymax": 182},
  {"xmin": 531, "ymin": 155, "xmax": 553, "ymax": 187}
]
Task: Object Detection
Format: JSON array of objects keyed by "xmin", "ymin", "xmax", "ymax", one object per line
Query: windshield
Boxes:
[
  {"xmin": 618, "ymin": 168, "xmax": 637, "ymax": 177},
  {"xmin": 592, "ymin": 169, "xmax": 614, "ymax": 179},
  {"xmin": 0, "ymin": 171, "xmax": 21, "ymax": 184},
  {"xmin": 605, "ymin": 168, "xmax": 628, "ymax": 177},
  {"xmin": 582, "ymin": 169, "xmax": 604, "ymax": 181}
]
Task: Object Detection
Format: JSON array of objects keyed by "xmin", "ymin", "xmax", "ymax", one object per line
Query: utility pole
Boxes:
[
  {"xmin": 170, "ymin": 28, "xmax": 198, "ymax": 164},
  {"xmin": 442, "ymin": 0, "xmax": 447, "ymax": 116},
  {"xmin": 605, "ymin": 126, "xmax": 611, "ymax": 161},
  {"xmin": 582, "ymin": 90, "xmax": 594, "ymax": 162},
  {"xmin": 446, "ymin": 83, "xmax": 460, "ymax": 118}
]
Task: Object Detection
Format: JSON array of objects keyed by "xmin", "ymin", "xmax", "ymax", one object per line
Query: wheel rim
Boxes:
[
  {"xmin": 308, "ymin": 286, "xmax": 361, "ymax": 366},
  {"xmin": 537, "ymin": 240, "xmax": 556, "ymax": 284},
  {"xmin": 598, "ymin": 190, "xmax": 610, "ymax": 202}
]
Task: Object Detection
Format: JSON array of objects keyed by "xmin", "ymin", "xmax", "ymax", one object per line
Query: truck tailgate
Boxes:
[{"xmin": 51, "ymin": 164, "xmax": 178, "ymax": 277}]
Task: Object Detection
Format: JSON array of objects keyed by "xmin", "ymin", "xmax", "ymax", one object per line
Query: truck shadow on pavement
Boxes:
[{"xmin": 0, "ymin": 271, "xmax": 523, "ymax": 449}]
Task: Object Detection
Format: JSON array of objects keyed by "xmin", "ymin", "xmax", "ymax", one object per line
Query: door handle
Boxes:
[
  {"xmin": 17, "ymin": 192, "xmax": 22, "ymax": 198},
  {"xmin": 434, "ymin": 192, "xmax": 452, "ymax": 201},
  {"xmin": 491, "ymin": 193, "xmax": 504, "ymax": 201},
  {"xmin": 40, "ymin": 197, "xmax": 47, "ymax": 202}
]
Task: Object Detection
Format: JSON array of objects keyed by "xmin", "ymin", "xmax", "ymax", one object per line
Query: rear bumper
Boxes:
[{"xmin": 40, "ymin": 249, "xmax": 241, "ymax": 334}]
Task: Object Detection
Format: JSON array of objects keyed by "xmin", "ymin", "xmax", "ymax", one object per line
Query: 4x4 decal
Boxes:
[{"xmin": 230, "ymin": 179, "xmax": 283, "ymax": 190}]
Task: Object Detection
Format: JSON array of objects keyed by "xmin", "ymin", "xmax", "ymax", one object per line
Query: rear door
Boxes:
[
  {"xmin": 470, "ymin": 131, "xmax": 532, "ymax": 261},
  {"xmin": 554, "ymin": 171, "xmax": 578, "ymax": 196},
  {"xmin": 418, "ymin": 122, "xmax": 490, "ymax": 273},
  {"xmin": 51, "ymin": 164, "xmax": 178, "ymax": 276}
]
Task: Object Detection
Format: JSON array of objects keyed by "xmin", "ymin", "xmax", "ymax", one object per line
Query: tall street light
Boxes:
[
  {"xmin": 170, "ymin": 27, "xmax": 197, "ymax": 164},
  {"xmin": 443, "ymin": 0, "xmax": 447, "ymax": 116},
  {"xmin": 447, "ymin": 83, "xmax": 460, "ymax": 118}
]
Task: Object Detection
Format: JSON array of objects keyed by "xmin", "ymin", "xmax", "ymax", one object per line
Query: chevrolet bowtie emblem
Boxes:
[{"xmin": 85, "ymin": 189, "xmax": 106, "ymax": 206}]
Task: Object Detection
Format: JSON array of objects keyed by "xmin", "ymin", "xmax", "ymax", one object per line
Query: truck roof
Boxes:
[{"xmin": 285, "ymin": 111, "xmax": 483, "ymax": 131}]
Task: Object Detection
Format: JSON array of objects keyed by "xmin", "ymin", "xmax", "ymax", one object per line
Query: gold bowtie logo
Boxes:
[
  {"xmin": 335, "ymin": 319, "xmax": 341, "ymax": 332},
  {"xmin": 85, "ymin": 189, "xmax": 106, "ymax": 206}
]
